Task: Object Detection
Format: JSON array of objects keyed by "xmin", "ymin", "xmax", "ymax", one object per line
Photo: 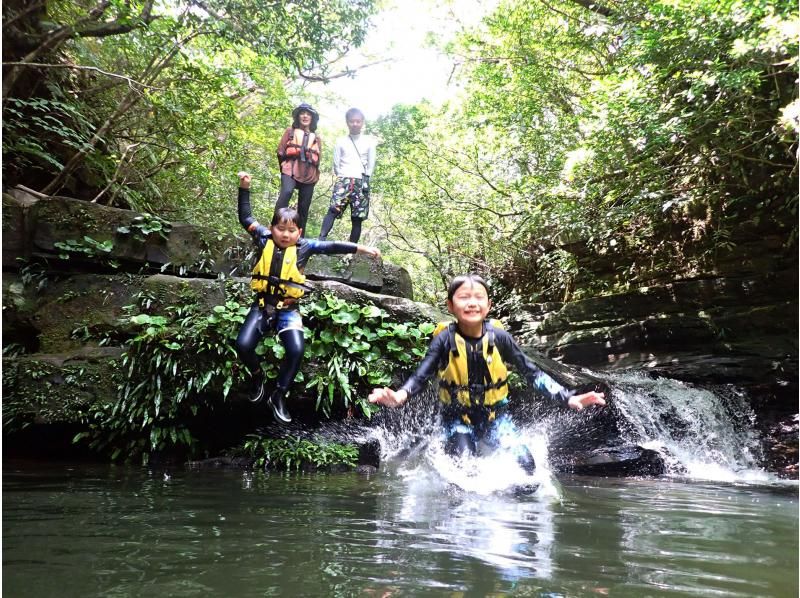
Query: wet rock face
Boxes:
[
  {"xmin": 762, "ymin": 413, "xmax": 799, "ymax": 479},
  {"xmin": 556, "ymin": 445, "xmax": 667, "ymax": 477},
  {"xmin": 501, "ymin": 271, "xmax": 798, "ymax": 478},
  {"xmin": 4, "ymin": 190, "xmax": 248, "ymax": 277},
  {"xmin": 304, "ymin": 254, "xmax": 414, "ymax": 299},
  {"xmin": 506, "ymin": 276, "xmax": 797, "ymax": 390},
  {"xmin": 4, "ymin": 190, "xmax": 415, "ymax": 297}
]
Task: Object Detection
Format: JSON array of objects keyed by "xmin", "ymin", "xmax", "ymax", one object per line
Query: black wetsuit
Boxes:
[
  {"xmin": 400, "ymin": 323, "xmax": 573, "ymax": 470},
  {"xmin": 236, "ymin": 187, "xmax": 358, "ymax": 392}
]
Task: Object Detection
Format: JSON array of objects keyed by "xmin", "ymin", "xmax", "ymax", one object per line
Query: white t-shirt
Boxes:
[{"xmin": 332, "ymin": 134, "xmax": 377, "ymax": 179}]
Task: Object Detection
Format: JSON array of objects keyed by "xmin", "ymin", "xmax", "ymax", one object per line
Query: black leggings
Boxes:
[
  {"xmin": 235, "ymin": 306, "xmax": 305, "ymax": 391},
  {"xmin": 276, "ymin": 174, "xmax": 314, "ymax": 233},
  {"xmin": 319, "ymin": 209, "xmax": 363, "ymax": 243}
]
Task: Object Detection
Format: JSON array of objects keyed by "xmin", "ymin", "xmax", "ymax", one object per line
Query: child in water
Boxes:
[
  {"xmin": 368, "ymin": 274, "xmax": 606, "ymax": 471},
  {"xmin": 236, "ymin": 171, "xmax": 380, "ymax": 424}
]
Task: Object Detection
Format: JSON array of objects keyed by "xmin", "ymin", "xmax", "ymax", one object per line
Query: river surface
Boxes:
[{"xmin": 3, "ymin": 459, "xmax": 797, "ymax": 597}]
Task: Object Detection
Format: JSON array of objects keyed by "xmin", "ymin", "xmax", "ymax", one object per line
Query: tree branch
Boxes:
[
  {"xmin": 2, "ymin": 62, "xmax": 163, "ymax": 90},
  {"xmin": 567, "ymin": 0, "xmax": 614, "ymax": 18}
]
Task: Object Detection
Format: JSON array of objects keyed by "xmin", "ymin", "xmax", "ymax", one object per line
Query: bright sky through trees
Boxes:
[{"xmin": 308, "ymin": 0, "xmax": 495, "ymax": 124}]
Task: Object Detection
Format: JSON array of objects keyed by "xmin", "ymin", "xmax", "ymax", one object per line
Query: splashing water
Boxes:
[
  {"xmin": 317, "ymin": 370, "xmax": 776, "ymax": 488},
  {"xmin": 362, "ymin": 387, "xmax": 563, "ymax": 498},
  {"xmin": 606, "ymin": 371, "xmax": 771, "ymax": 482}
]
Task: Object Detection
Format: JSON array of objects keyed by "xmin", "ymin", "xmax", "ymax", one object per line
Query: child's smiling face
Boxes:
[{"xmin": 447, "ymin": 280, "xmax": 491, "ymax": 329}]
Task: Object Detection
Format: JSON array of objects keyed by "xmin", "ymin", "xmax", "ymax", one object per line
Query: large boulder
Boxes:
[
  {"xmin": 4, "ymin": 189, "xmax": 249, "ymax": 278},
  {"xmin": 506, "ymin": 274, "xmax": 798, "ymax": 388},
  {"xmin": 555, "ymin": 444, "xmax": 667, "ymax": 476},
  {"xmin": 304, "ymin": 254, "xmax": 414, "ymax": 299},
  {"xmin": 4, "ymin": 189, "xmax": 416, "ymax": 298}
]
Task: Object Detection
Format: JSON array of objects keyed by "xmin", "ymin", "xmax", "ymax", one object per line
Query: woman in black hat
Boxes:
[{"xmin": 275, "ymin": 103, "xmax": 322, "ymax": 233}]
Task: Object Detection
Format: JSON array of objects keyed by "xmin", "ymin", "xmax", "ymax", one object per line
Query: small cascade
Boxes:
[
  {"xmin": 317, "ymin": 371, "xmax": 774, "ymax": 487},
  {"xmin": 606, "ymin": 372, "xmax": 770, "ymax": 482}
]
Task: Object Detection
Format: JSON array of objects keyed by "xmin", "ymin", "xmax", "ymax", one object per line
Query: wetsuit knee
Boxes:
[
  {"xmin": 276, "ymin": 328, "xmax": 305, "ymax": 389},
  {"xmin": 236, "ymin": 309, "xmax": 264, "ymax": 373},
  {"xmin": 446, "ymin": 432, "xmax": 476, "ymax": 458},
  {"xmin": 517, "ymin": 447, "xmax": 536, "ymax": 474}
]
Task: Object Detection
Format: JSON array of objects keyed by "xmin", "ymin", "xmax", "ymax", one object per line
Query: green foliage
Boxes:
[
  {"xmin": 17, "ymin": 260, "xmax": 49, "ymax": 293},
  {"xmin": 301, "ymin": 293, "xmax": 433, "ymax": 418},
  {"xmin": 53, "ymin": 236, "xmax": 114, "ymax": 259},
  {"xmin": 372, "ymin": 102, "xmax": 522, "ymax": 302},
  {"xmin": 372, "ymin": 0, "xmax": 797, "ymax": 301},
  {"xmin": 76, "ymin": 284, "xmax": 253, "ymax": 462},
  {"xmin": 2, "ymin": 95, "xmax": 94, "ymax": 173},
  {"xmin": 239, "ymin": 434, "xmax": 359, "ymax": 471},
  {"xmin": 3, "ymin": 360, "xmax": 111, "ymax": 434},
  {"xmin": 71, "ymin": 284, "xmax": 432, "ymax": 462},
  {"xmin": 116, "ymin": 213, "xmax": 172, "ymax": 241},
  {"xmin": 3, "ymin": 0, "xmax": 377, "ymax": 227}
]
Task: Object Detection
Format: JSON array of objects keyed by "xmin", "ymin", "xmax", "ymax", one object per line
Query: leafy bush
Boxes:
[
  {"xmin": 76, "ymin": 283, "xmax": 252, "ymax": 462},
  {"xmin": 302, "ymin": 293, "xmax": 434, "ymax": 418},
  {"xmin": 53, "ymin": 236, "xmax": 114, "ymax": 259},
  {"xmin": 74, "ymin": 287, "xmax": 434, "ymax": 463},
  {"xmin": 239, "ymin": 435, "xmax": 359, "ymax": 471}
]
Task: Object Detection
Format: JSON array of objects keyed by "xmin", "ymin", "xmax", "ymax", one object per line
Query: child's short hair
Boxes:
[
  {"xmin": 345, "ymin": 107, "xmax": 365, "ymax": 121},
  {"xmin": 271, "ymin": 207, "xmax": 301, "ymax": 227},
  {"xmin": 447, "ymin": 274, "xmax": 490, "ymax": 301}
]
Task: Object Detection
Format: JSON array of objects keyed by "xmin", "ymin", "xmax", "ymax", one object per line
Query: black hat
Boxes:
[{"xmin": 292, "ymin": 103, "xmax": 319, "ymax": 131}]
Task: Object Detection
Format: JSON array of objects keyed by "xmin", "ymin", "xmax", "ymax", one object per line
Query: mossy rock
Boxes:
[
  {"xmin": 305, "ymin": 254, "xmax": 383, "ymax": 292},
  {"xmin": 2, "ymin": 351, "xmax": 122, "ymax": 430}
]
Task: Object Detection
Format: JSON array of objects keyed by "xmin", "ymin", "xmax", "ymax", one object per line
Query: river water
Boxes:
[
  {"xmin": 3, "ymin": 459, "xmax": 797, "ymax": 597},
  {"xmin": 4, "ymin": 375, "xmax": 798, "ymax": 596}
]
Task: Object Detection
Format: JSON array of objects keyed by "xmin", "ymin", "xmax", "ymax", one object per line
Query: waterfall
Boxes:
[
  {"xmin": 606, "ymin": 372, "xmax": 770, "ymax": 482},
  {"xmin": 321, "ymin": 371, "xmax": 773, "ymax": 486}
]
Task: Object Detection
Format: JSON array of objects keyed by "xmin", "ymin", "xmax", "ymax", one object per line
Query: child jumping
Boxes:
[
  {"xmin": 369, "ymin": 274, "xmax": 606, "ymax": 471},
  {"xmin": 236, "ymin": 171, "xmax": 380, "ymax": 423}
]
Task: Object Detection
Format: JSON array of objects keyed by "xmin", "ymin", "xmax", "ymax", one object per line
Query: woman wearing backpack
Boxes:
[{"xmin": 275, "ymin": 103, "xmax": 322, "ymax": 234}]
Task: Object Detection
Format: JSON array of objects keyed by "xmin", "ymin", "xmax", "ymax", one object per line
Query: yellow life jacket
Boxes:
[
  {"xmin": 251, "ymin": 240, "xmax": 308, "ymax": 303},
  {"xmin": 434, "ymin": 319, "xmax": 509, "ymax": 414}
]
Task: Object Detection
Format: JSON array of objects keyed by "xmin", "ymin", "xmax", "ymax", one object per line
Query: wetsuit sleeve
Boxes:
[
  {"xmin": 399, "ymin": 333, "xmax": 448, "ymax": 398},
  {"xmin": 238, "ymin": 187, "xmax": 269, "ymax": 242},
  {"xmin": 237, "ymin": 187, "xmax": 256, "ymax": 230},
  {"xmin": 495, "ymin": 330, "xmax": 574, "ymax": 403},
  {"xmin": 306, "ymin": 239, "xmax": 359, "ymax": 255},
  {"xmin": 295, "ymin": 239, "xmax": 358, "ymax": 269}
]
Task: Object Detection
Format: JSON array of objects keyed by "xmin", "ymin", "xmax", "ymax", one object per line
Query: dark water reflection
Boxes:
[{"xmin": 3, "ymin": 461, "xmax": 797, "ymax": 597}]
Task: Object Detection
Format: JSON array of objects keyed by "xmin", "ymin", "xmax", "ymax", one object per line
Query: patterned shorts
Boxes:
[{"xmin": 330, "ymin": 177, "xmax": 370, "ymax": 220}]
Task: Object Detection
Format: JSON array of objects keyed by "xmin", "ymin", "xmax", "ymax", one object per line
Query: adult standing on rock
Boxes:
[
  {"xmin": 318, "ymin": 107, "xmax": 376, "ymax": 243},
  {"xmin": 275, "ymin": 103, "xmax": 322, "ymax": 235}
]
